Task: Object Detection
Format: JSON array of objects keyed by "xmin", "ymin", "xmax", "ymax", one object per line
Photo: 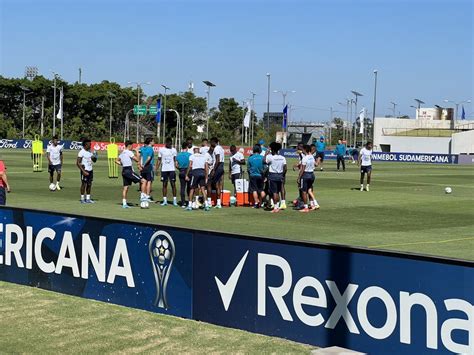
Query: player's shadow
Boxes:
[{"xmin": 350, "ymin": 187, "xmax": 362, "ymax": 191}]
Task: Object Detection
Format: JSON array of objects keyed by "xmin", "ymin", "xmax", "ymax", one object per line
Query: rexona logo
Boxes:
[
  {"xmin": 215, "ymin": 251, "xmax": 474, "ymax": 354},
  {"xmin": 0, "ymin": 223, "xmax": 135, "ymax": 287}
]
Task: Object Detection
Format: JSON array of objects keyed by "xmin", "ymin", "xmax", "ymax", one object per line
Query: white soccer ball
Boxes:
[
  {"xmin": 49, "ymin": 183, "xmax": 56, "ymax": 191},
  {"xmin": 230, "ymin": 196, "xmax": 237, "ymax": 206},
  {"xmin": 140, "ymin": 201, "xmax": 149, "ymax": 209},
  {"xmin": 445, "ymin": 187, "xmax": 452, "ymax": 194}
]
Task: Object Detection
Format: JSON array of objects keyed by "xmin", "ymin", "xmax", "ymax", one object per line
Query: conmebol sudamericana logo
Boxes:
[{"xmin": 149, "ymin": 231, "xmax": 175, "ymax": 309}]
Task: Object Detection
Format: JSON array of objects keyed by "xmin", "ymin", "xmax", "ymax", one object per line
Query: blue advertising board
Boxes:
[
  {"xmin": 193, "ymin": 233, "xmax": 473, "ymax": 354},
  {"xmin": 0, "ymin": 207, "xmax": 193, "ymax": 318},
  {"xmin": 279, "ymin": 149, "xmax": 458, "ymax": 164},
  {"xmin": 0, "ymin": 206, "xmax": 472, "ymax": 354}
]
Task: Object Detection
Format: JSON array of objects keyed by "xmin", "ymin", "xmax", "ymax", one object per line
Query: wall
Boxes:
[
  {"xmin": 452, "ymin": 130, "xmax": 474, "ymax": 154},
  {"xmin": 0, "ymin": 206, "xmax": 473, "ymax": 355},
  {"xmin": 373, "ymin": 117, "xmax": 474, "ymax": 154}
]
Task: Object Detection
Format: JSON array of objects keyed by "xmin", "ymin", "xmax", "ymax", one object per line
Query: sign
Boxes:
[
  {"xmin": 133, "ymin": 105, "xmax": 147, "ymax": 115},
  {"xmin": 0, "ymin": 207, "xmax": 193, "ymax": 318},
  {"xmin": 148, "ymin": 106, "xmax": 158, "ymax": 115},
  {"xmin": 0, "ymin": 206, "xmax": 472, "ymax": 354},
  {"xmin": 193, "ymin": 234, "xmax": 474, "ymax": 354},
  {"xmin": 0, "ymin": 139, "xmax": 82, "ymax": 150}
]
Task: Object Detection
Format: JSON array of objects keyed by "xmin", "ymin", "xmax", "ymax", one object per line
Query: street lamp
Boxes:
[
  {"xmin": 20, "ymin": 86, "xmax": 33, "ymax": 139},
  {"xmin": 273, "ymin": 90, "xmax": 296, "ymax": 108},
  {"xmin": 443, "ymin": 99, "xmax": 471, "ymax": 120},
  {"xmin": 250, "ymin": 91, "xmax": 257, "ymax": 146},
  {"xmin": 167, "ymin": 109, "xmax": 181, "ymax": 149},
  {"xmin": 161, "ymin": 84, "xmax": 170, "ymax": 141},
  {"xmin": 203, "ymin": 80, "xmax": 216, "ymax": 139},
  {"xmin": 351, "ymin": 90, "xmax": 363, "ymax": 145},
  {"xmin": 390, "ymin": 101, "xmax": 398, "ymax": 117},
  {"xmin": 127, "ymin": 81, "xmax": 151, "ymax": 143},
  {"xmin": 371, "ymin": 70, "xmax": 378, "ymax": 142},
  {"xmin": 266, "ymin": 73, "xmax": 271, "ymax": 130},
  {"xmin": 50, "ymin": 70, "xmax": 59, "ymax": 136},
  {"xmin": 414, "ymin": 98, "xmax": 425, "ymax": 109},
  {"xmin": 107, "ymin": 91, "xmax": 115, "ymax": 140}
]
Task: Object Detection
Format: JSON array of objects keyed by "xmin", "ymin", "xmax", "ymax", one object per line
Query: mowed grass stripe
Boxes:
[
  {"xmin": 0, "ymin": 281, "xmax": 312, "ymax": 353},
  {"xmin": 0, "ymin": 149, "xmax": 473, "ymax": 260}
]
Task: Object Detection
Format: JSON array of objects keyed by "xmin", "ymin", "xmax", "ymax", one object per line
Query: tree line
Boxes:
[{"xmin": 0, "ymin": 75, "xmax": 272, "ymax": 145}]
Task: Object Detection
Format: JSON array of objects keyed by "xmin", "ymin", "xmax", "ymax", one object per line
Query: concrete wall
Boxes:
[
  {"xmin": 374, "ymin": 136, "xmax": 452, "ymax": 154},
  {"xmin": 373, "ymin": 117, "xmax": 474, "ymax": 154},
  {"xmin": 452, "ymin": 130, "xmax": 474, "ymax": 154}
]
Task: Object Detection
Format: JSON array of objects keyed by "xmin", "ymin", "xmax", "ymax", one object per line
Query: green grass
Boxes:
[
  {"xmin": 389, "ymin": 128, "xmax": 455, "ymax": 137},
  {"xmin": 1, "ymin": 149, "xmax": 473, "ymax": 260},
  {"xmin": 0, "ymin": 281, "xmax": 312, "ymax": 353}
]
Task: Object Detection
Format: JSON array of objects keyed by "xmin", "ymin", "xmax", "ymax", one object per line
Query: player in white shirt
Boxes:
[
  {"xmin": 209, "ymin": 137, "xmax": 226, "ymax": 208},
  {"xmin": 200, "ymin": 138, "xmax": 210, "ymax": 155},
  {"xmin": 115, "ymin": 140, "xmax": 148, "ymax": 208},
  {"xmin": 358, "ymin": 141, "xmax": 373, "ymax": 191},
  {"xmin": 46, "ymin": 135, "xmax": 63, "ymax": 190},
  {"xmin": 185, "ymin": 147, "xmax": 210, "ymax": 211},
  {"xmin": 186, "ymin": 137, "xmax": 197, "ymax": 153},
  {"xmin": 297, "ymin": 145, "xmax": 320, "ymax": 212},
  {"xmin": 76, "ymin": 138, "xmax": 97, "ymax": 203},
  {"xmin": 265, "ymin": 142, "xmax": 287, "ymax": 213},
  {"xmin": 229, "ymin": 145, "xmax": 245, "ymax": 196},
  {"xmin": 157, "ymin": 137, "xmax": 178, "ymax": 206}
]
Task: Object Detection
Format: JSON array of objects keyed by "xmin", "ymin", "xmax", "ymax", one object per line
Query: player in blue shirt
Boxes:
[
  {"xmin": 138, "ymin": 137, "xmax": 155, "ymax": 201},
  {"xmin": 334, "ymin": 139, "xmax": 347, "ymax": 171},
  {"xmin": 247, "ymin": 145, "xmax": 265, "ymax": 208},
  {"xmin": 176, "ymin": 142, "xmax": 192, "ymax": 207},
  {"xmin": 315, "ymin": 136, "xmax": 326, "ymax": 171}
]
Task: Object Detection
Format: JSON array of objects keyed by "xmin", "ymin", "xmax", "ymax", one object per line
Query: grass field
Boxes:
[
  {"xmin": 1, "ymin": 149, "xmax": 473, "ymax": 260},
  {"xmin": 0, "ymin": 148, "xmax": 473, "ymax": 352},
  {"xmin": 0, "ymin": 281, "xmax": 312, "ymax": 353}
]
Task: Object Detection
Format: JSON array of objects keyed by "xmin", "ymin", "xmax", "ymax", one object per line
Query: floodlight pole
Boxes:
[
  {"xmin": 203, "ymin": 81, "xmax": 216, "ymax": 139},
  {"xmin": 266, "ymin": 73, "xmax": 271, "ymax": 130},
  {"xmin": 161, "ymin": 85, "xmax": 170, "ymax": 142},
  {"xmin": 371, "ymin": 70, "xmax": 378, "ymax": 142},
  {"xmin": 250, "ymin": 91, "xmax": 256, "ymax": 147}
]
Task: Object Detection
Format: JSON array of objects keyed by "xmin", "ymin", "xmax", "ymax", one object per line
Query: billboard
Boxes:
[{"xmin": 0, "ymin": 206, "xmax": 472, "ymax": 354}]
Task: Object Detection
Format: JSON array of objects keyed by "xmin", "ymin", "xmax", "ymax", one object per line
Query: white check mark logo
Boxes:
[{"xmin": 215, "ymin": 250, "xmax": 249, "ymax": 311}]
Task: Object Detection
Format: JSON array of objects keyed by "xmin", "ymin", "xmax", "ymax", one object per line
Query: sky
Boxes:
[{"xmin": 1, "ymin": 0, "xmax": 473, "ymax": 121}]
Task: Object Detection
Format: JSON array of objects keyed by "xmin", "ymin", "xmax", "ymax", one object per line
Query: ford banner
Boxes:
[{"xmin": 0, "ymin": 139, "xmax": 83, "ymax": 150}]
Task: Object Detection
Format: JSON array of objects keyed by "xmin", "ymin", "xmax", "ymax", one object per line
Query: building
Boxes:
[{"xmin": 373, "ymin": 111, "xmax": 474, "ymax": 154}]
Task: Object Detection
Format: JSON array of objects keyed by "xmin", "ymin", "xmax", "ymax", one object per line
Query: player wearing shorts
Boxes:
[
  {"xmin": 229, "ymin": 145, "xmax": 245, "ymax": 196},
  {"xmin": 315, "ymin": 136, "xmax": 326, "ymax": 171},
  {"xmin": 47, "ymin": 135, "xmax": 64, "ymax": 190},
  {"xmin": 186, "ymin": 147, "xmax": 210, "ymax": 211},
  {"xmin": 0, "ymin": 158, "xmax": 11, "ymax": 206},
  {"xmin": 247, "ymin": 145, "xmax": 265, "ymax": 208},
  {"xmin": 157, "ymin": 137, "xmax": 178, "ymax": 206},
  {"xmin": 116, "ymin": 140, "xmax": 147, "ymax": 208},
  {"xmin": 176, "ymin": 142, "xmax": 192, "ymax": 207},
  {"xmin": 292, "ymin": 142, "xmax": 305, "ymax": 209},
  {"xmin": 138, "ymin": 137, "xmax": 155, "ymax": 201},
  {"xmin": 265, "ymin": 142, "xmax": 287, "ymax": 213},
  {"xmin": 76, "ymin": 138, "xmax": 97, "ymax": 204},
  {"xmin": 210, "ymin": 137, "xmax": 225, "ymax": 208},
  {"xmin": 297, "ymin": 145, "xmax": 320, "ymax": 212},
  {"xmin": 358, "ymin": 141, "xmax": 373, "ymax": 191}
]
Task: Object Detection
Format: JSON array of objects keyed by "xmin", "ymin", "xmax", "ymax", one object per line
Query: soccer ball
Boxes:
[
  {"xmin": 153, "ymin": 238, "xmax": 171, "ymax": 267},
  {"xmin": 140, "ymin": 201, "xmax": 149, "ymax": 209},
  {"xmin": 445, "ymin": 187, "xmax": 452, "ymax": 194},
  {"xmin": 230, "ymin": 196, "xmax": 237, "ymax": 206},
  {"xmin": 49, "ymin": 183, "xmax": 56, "ymax": 191}
]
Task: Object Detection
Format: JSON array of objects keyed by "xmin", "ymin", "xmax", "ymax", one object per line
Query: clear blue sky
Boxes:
[{"xmin": 1, "ymin": 0, "xmax": 472, "ymax": 121}]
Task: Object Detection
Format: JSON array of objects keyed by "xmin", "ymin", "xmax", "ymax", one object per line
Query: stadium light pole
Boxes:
[
  {"xmin": 203, "ymin": 80, "xmax": 216, "ymax": 139},
  {"xmin": 20, "ymin": 86, "xmax": 32, "ymax": 139},
  {"xmin": 390, "ymin": 101, "xmax": 398, "ymax": 117},
  {"xmin": 414, "ymin": 98, "xmax": 425, "ymax": 109},
  {"xmin": 266, "ymin": 73, "xmax": 271, "ymax": 130},
  {"xmin": 250, "ymin": 91, "xmax": 257, "ymax": 147},
  {"xmin": 127, "ymin": 81, "xmax": 151, "ymax": 143},
  {"xmin": 351, "ymin": 90, "xmax": 363, "ymax": 146},
  {"xmin": 50, "ymin": 70, "xmax": 58, "ymax": 136},
  {"xmin": 108, "ymin": 91, "xmax": 115, "ymax": 140},
  {"xmin": 167, "ymin": 109, "xmax": 181, "ymax": 149},
  {"xmin": 273, "ymin": 90, "xmax": 296, "ymax": 108},
  {"xmin": 371, "ymin": 70, "xmax": 378, "ymax": 142},
  {"xmin": 161, "ymin": 84, "xmax": 170, "ymax": 142},
  {"xmin": 443, "ymin": 99, "xmax": 471, "ymax": 120}
]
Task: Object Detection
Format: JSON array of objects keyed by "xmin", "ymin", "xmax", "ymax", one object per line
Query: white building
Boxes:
[{"xmin": 373, "ymin": 115, "xmax": 474, "ymax": 155}]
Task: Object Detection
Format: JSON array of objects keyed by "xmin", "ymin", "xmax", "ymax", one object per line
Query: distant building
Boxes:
[{"xmin": 263, "ymin": 112, "xmax": 284, "ymax": 126}]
